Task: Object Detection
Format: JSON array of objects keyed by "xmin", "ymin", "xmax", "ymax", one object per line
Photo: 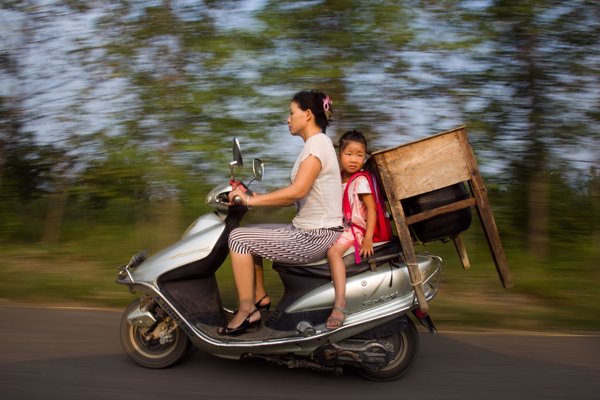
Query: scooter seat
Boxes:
[{"xmin": 273, "ymin": 240, "xmax": 401, "ymax": 279}]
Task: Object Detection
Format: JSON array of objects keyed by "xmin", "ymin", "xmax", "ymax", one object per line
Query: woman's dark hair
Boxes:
[
  {"xmin": 291, "ymin": 90, "xmax": 332, "ymax": 133},
  {"xmin": 338, "ymin": 129, "xmax": 368, "ymax": 153}
]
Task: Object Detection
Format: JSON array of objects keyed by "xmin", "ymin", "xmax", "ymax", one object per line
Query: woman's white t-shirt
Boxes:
[{"xmin": 290, "ymin": 133, "xmax": 343, "ymax": 229}]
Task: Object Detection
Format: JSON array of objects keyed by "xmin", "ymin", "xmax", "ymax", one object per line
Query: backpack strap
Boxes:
[
  {"xmin": 342, "ymin": 171, "xmax": 393, "ymax": 264},
  {"xmin": 342, "ymin": 171, "xmax": 371, "ymax": 264}
]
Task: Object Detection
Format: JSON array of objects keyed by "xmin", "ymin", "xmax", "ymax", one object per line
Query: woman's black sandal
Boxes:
[
  {"xmin": 231, "ymin": 294, "xmax": 270, "ymax": 317},
  {"xmin": 255, "ymin": 293, "xmax": 271, "ymax": 311},
  {"xmin": 218, "ymin": 308, "xmax": 261, "ymax": 336}
]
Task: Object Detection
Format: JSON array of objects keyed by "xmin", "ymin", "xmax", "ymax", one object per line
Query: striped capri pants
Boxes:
[{"xmin": 228, "ymin": 224, "xmax": 341, "ymax": 264}]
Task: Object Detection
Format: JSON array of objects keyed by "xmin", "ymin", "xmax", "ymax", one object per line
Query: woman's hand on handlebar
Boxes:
[{"xmin": 228, "ymin": 187, "xmax": 249, "ymax": 207}]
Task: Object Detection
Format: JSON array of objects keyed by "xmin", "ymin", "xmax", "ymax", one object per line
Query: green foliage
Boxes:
[{"xmin": 0, "ymin": 132, "xmax": 57, "ymax": 201}]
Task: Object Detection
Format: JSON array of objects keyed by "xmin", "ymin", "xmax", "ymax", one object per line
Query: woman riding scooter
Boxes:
[
  {"xmin": 116, "ymin": 121, "xmax": 443, "ymax": 380},
  {"xmin": 221, "ymin": 90, "xmax": 343, "ymax": 336}
]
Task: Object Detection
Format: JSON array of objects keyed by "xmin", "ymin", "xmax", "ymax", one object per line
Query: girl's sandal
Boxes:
[{"xmin": 326, "ymin": 306, "xmax": 347, "ymax": 330}]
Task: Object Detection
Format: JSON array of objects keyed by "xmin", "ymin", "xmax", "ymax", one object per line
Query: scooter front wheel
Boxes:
[
  {"xmin": 356, "ymin": 317, "xmax": 419, "ymax": 382},
  {"xmin": 120, "ymin": 298, "xmax": 192, "ymax": 369}
]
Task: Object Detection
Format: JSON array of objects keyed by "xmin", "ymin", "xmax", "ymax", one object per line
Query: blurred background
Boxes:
[{"xmin": 1, "ymin": 0, "xmax": 598, "ymax": 332}]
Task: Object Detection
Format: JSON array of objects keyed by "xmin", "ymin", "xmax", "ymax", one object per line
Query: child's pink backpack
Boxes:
[{"xmin": 342, "ymin": 171, "xmax": 393, "ymax": 263}]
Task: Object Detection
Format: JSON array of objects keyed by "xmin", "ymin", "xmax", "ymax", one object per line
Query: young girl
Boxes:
[{"xmin": 326, "ymin": 130, "xmax": 378, "ymax": 330}]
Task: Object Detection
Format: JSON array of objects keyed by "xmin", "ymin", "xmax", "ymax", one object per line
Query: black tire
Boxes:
[
  {"xmin": 120, "ymin": 298, "xmax": 192, "ymax": 369},
  {"xmin": 356, "ymin": 317, "xmax": 419, "ymax": 382}
]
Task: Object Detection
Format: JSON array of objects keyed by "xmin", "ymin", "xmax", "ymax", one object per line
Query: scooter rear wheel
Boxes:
[
  {"xmin": 120, "ymin": 298, "xmax": 192, "ymax": 369},
  {"xmin": 356, "ymin": 317, "xmax": 419, "ymax": 381}
]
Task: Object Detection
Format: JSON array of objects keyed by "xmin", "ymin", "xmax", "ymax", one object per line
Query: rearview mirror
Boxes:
[
  {"xmin": 230, "ymin": 137, "xmax": 243, "ymax": 179},
  {"xmin": 231, "ymin": 137, "xmax": 243, "ymax": 168},
  {"xmin": 253, "ymin": 159, "xmax": 264, "ymax": 182}
]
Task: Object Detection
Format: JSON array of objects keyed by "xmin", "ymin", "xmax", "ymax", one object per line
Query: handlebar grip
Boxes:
[{"xmin": 233, "ymin": 195, "xmax": 243, "ymax": 205}]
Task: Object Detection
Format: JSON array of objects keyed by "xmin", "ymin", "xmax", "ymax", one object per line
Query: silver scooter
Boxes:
[{"xmin": 116, "ymin": 138, "xmax": 442, "ymax": 381}]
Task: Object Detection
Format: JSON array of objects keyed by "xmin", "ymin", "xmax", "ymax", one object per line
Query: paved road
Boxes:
[{"xmin": 0, "ymin": 304, "xmax": 598, "ymax": 400}]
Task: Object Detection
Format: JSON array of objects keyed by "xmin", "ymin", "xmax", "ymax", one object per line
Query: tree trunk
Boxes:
[
  {"xmin": 41, "ymin": 187, "xmax": 68, "ymax": 244},
  {"xmin": 527, "ymin": 169, "xmax": 549, "ymax": 258}
]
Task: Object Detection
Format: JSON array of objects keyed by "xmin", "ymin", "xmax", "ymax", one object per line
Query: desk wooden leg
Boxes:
[
  {"xmin": 459, "ymin": 134, "xmax": 514, "ymax": 289},
  {"xmin": 376, "ymin": 157, "xmax": 430, "ymax": 313},
  {"xmin": 453, "ymin": 235, "xmax": 471, "ymax": 270},
  {"xmin": 469, "ymin": 183, "xmax": 514, "ymax": 288},
  {"xmin": 397, "ymin": 225, "xmax": 429, "ymax": 314}
]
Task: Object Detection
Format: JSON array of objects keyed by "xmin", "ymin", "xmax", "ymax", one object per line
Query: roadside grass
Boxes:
[{"xmin": 1, "ymin": 227, "xmax": 598, "ymax": 333}]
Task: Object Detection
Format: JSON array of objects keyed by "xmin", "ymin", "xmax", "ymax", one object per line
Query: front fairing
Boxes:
[
  {"xmin": 204, "ymin": 183, "xmax": 234, "ymax": 213},
  {"xmin": 181, "ymin": 182, "xmax": 234, "ymax": 239},
  {"xmin": 117, "ymin": 183, "xmax": 236, "ymax": 289},
  {"xmin": 121, "ymin": 212, "xmax": 227, "ymax": 287}
]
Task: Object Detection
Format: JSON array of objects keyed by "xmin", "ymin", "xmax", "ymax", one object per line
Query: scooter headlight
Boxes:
[
  {"xmin": 116, "ymin": 250, "xmax": 147, "ymax": 285},
  {"xmin": 126, "ymin": 250, "xmax": 148, "ymax": 271}
]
